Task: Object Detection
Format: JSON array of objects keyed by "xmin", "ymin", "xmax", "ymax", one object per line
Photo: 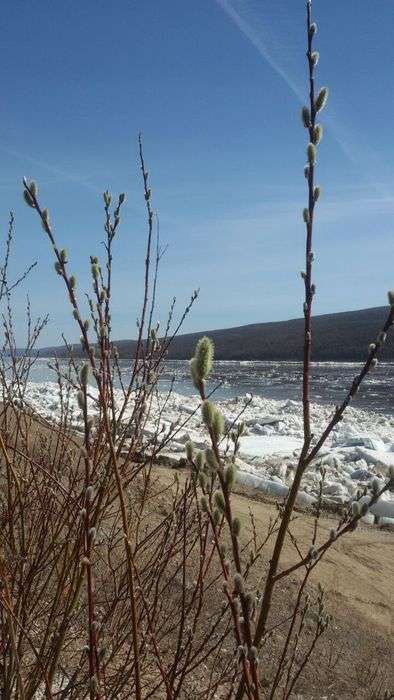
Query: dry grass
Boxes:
[
  {"xmin": 156, "ymin": 465, "xmax": 394, "ymax": 699},
  {"xmin": 2, "ymin": 402, "xmax": 392, "ymax": 698},
  {"xmin": 3, "ymin": 3, "xmax": 392, "ymax": 696}
]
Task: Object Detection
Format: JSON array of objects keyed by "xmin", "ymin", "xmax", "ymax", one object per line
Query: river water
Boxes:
[{"xmin": 26, "ymin": 358, "xmax": 394, "ymax": 415}]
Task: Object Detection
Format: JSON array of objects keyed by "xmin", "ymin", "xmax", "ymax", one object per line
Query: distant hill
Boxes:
[{"xmin": 37, "ymin": 306, "xmax": 394, "ymax": 361}]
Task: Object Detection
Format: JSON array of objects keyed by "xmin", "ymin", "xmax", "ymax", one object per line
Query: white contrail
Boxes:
[
  {"xmin": 214, "ymin": 0, "xmax": 394, "ymax": 195},
  {"xmin": 215, "ymin": 0, "xmax": 304, "ymax": 101},
  {"xmin": 214, "ymin": 0, "xmax": 354, "ymax": 157}
]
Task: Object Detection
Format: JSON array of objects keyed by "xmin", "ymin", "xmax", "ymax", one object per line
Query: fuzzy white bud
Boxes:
[
  {"xmin": 307, "ymin": 143, "xmax": 316, "ymax": 165},
  {"xmin": 315, "ymin": 87, "xmax": 329, "ymax": 113},
  {"xmin": 80, "ymin": 363, "xmax": 90, "ymax": 387}
]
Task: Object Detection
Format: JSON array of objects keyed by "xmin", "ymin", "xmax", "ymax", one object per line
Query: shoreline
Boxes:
[
  {"xmin": 2, "ymin": 395, "xmax": 392, "ymax": 697},
  {"xmin": 18, "ymin": 380, "xmax": 394, "ymax": 529}
]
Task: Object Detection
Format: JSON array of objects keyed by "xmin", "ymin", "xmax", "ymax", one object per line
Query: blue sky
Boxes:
[{"xmin": 2, "ymin": 0, "xmax": 394, "ymax": 346}]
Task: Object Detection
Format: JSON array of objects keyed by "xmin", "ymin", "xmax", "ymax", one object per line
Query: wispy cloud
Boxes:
[
  {"xmin": 0, "ymin": 142, "xmax": 101, "ymax": 194},
  {"xmin": 214, "ymin": 0, "xmax": 394, "ymax": 204}
]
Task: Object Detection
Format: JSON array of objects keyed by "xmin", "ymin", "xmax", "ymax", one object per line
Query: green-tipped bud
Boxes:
[
  {"xmin": 371, "ymin": 478, "xmax": 380, "ymax": 494},
  {"xmin": 91, "ymin": 264, "xmax": 99, "ymax": 280},
  {"xmin": 73, "ymin": 309, "xmax": 80, "ymax": 320},
  {"xmin": 307, "ymin": 143, "xmax": 316, "ymax": 165},
  {"xmin": 205, "ymin": 448, "xmax": 219, "ymax": 472},
  {"xmin": 311, "ymin": 51, "xmax": 320, "ymax": 66},
  {"xmin": 361, "ymin": 502, "xmax": 369, "ymax": 516},
  {"xmin": 301, "ymin": 106, "xmax": 311, "ymax": 128},
  {"xmin": 80, "ymin": 363, "xmax": 90, "ymax": 387},
  {"xmin": 212, "ymin": 410, "xmax": 225, "ymax": 440},
  {"xmin": 200, "ymin": 495, "xmax": 208, "ymax": 512},
  {"xmin": 98, "ymin": 646, "xmax": 107, "ymax": 660},
  {"xmin": 185, "ymin": 441, "xmax": 194, "ymax": 462},
  {"xmin": 249, "ymin": 646, "xmax": 259, "ymax": 663},
  {"xmin": 190, "ymin": 358, "xmax": 200, "ymax": 388},
  {"xmin": 351, "ymin": 501, "xmax": 360, "ymax": 517},
  {"xmin": 195, "ymin": 451, "xmax": 205, "ymax": 470},
  {"xmin": 213, "ymin": 509, "xmax": 221, "ymax": 526},
  {"xmin": 41, "ymin": 209, "xmax": 49, "ymax": 230},
  {"xmin": 201, "ymin": 400, "xmax": 215, "ymax": 428},
  {"xmin": 54, "ymin": 262, "xmax": 62, "ymax": 275},
  {"xmin": 29, "ymin": 181, "xmax": 38, "ymax": 197},
  {"xmin": 91, "ymin": 256, "xmax": 99, "ymax": 264},
  {"xmin": 245, "ymin": 592, "xmax": 254, "ymax": 614},
  {"xmin": 77, "ymin": 390, "xmax": 85, "ymax": 411},
  {"xmin": 70, "ymin": 275, "xmax": 76, "ymax": 289},
  {"xmin": 225, "ymin": 463, "xmax": 236, "ymax": 490},
  {"xmin": 315, "ymin": 87, "xmax": 329, "ymax": 113},
  {"xmin": 387, "ymin": 290, "xmax": 394, "ymax": 307},
  {"xmin": 304, "ymin": 164, "xmax": 310, "ymax": 179},
  {"xmin": 90, "ymin": 676, "xmax": 99, "ymax": 693},
  {"xmin": 84, "ymin": 319, "xmax": 90, "ymax": 332},
  {"xmin": 192, "ymin": 336, "xmax": 214, "ymax": 384},
  {"xmin": 233, "ymin": 572, "xmax": 244, "ymax": 594},
  {"xmin": 313, "ymin": 186, "xmax": 321, "ymax": 202},
  {"xmin": 86, "ymin": 485, "xmax": 95, "ymax": 501},
  {"xmin": 60, "ymin": 249, "xmax": 68, "ymax": 263},
  {"xmin": 198, "ymin": 472, "xmax": 207, "ymax": 489},
  {"xmin": 236, "ymin": 645, "xmax": 246, "ymax": 664},
  {"xmin": 308, "ymin": 545, "xmax": 318, "ymax": 560},
  {"xmin": 214, "ymin": 490, "xmax": 226, "ymax": 513},
  {"xmin": 23, "ymin": 189, "xmax": 35, "ymax": 207},
  {"xmin": 303, "ymin": 208, "xmax": 310, "ymax": 224},
  {"xmin": 312, "ymin": 124, "xmax": 323, "ymax": 145},
  {"xmin": 232, "ymin": 517, "xmax": 241, "ymax": 537},
  {"xmin": 103, "ymin": 191, "xmax": 111, "ymax": 207}
]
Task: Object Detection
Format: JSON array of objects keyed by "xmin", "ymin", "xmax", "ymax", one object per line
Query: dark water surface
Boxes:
[{"xmin": 28, "ymin": 359, "xmax": 394, "ymax": 415}]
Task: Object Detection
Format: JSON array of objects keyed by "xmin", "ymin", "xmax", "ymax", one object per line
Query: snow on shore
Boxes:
[{"xmin": 22, "ymin": 382, "xmax": 394, "ymax": 524}]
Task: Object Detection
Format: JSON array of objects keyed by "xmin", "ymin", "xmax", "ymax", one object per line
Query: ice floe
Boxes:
[{"xmin": 19, "ymin": 381, "xmax": 394, "ymax": 522}]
